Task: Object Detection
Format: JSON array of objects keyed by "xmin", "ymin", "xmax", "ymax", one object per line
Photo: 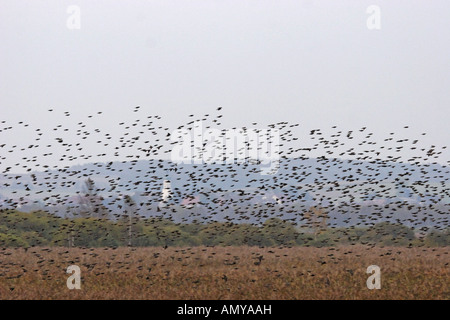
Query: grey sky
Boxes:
[{"xmin": 1, "ymin": 0, "xmax": 449, "ymax": 171}]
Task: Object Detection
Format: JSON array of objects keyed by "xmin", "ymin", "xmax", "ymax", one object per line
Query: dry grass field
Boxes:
[{"xmin": 0, "ymin": 246, "xmax": 448, "ymax": 300}]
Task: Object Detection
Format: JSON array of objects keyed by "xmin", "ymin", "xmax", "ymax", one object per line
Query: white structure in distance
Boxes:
[{"xmin": 159, "ymin": 180, "xmax": 172, "ymax": 208}]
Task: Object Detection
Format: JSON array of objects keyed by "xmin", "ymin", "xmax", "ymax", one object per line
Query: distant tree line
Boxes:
[{"xmin": 0, "ymin": 209, "xmax": 448, "ymax": 248}]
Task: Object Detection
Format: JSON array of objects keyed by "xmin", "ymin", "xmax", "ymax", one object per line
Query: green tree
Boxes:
[
  {"xmin": 362, "ymin": 222, "xmax": 415, "ymax": 246},
  {"xmin": 262, "ymin": 218, "xmax": 298, "ymax": 246},
  {"xmin": 425, "ymin": 228, "xmax": 450, "ymax": 246}
]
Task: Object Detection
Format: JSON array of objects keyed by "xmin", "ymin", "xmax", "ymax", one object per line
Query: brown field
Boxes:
[{"xmin": 0, "ymin": 246, "xmax": 448, "ymax": 300}]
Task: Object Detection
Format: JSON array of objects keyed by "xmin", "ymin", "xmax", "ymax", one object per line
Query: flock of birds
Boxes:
[
  {"xmin": 0, "ymin": 106, "xmax": 449, "ymax": 239},
  {"xmin": 0, "ymin": 106, "xmax": 449, "ymax": 297}
]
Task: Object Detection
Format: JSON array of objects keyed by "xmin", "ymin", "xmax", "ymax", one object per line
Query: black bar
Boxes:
[{"xmin": 0, "ymin": 300, "xmax": 445, "ymax": 318}]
